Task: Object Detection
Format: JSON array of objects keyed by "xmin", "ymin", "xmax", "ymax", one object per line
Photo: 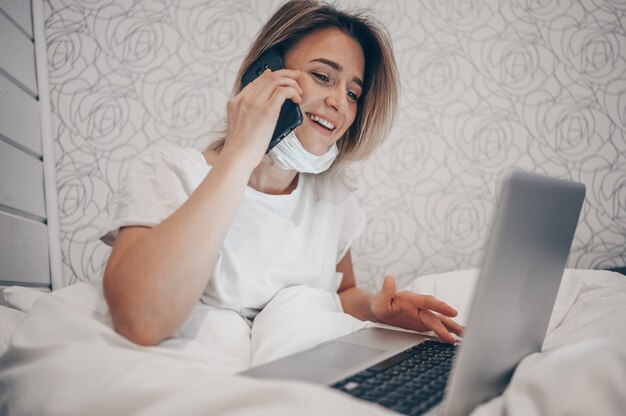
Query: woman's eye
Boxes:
[
  {"xmin": 347, "ymin": 91, "xmax": 359, "ymax": 102},
  {"xmin": 312, "ymin": 72, "xmax": 329, "ymax": 83}
]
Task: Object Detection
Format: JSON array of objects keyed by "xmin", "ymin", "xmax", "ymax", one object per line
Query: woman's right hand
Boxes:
[{"xmin": 221, "ymin": 68, "xmax": 303, "ymax": 168}]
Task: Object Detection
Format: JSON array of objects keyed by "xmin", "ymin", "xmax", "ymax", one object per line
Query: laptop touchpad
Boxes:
[{"xmin": 296, "ymin": 341, "xmax": 386, "ymax": 370}]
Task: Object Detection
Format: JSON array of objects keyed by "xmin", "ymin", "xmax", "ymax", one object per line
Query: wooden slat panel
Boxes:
[
  {"xmin": 0, "ymin": 0, "xmax": 33, "ymax": 38},
  {"xmin": 0, "ymin": 140, "xmax": 45, "ymax": 218},
  {"xmin": 0, "ymin": 10, "xmax": 37, "ymax": 95},
  {"xmin": 0, "ymin": 72, "xmax": 41, "ymax": 155},
  {"xmin": 0, "ymin": 212, "xmax": 50, "ymax": 286}
]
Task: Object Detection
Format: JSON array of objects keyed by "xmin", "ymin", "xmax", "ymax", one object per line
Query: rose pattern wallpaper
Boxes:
[{"xmin": 43, "ymin": 0, "xmax": 626, "ymax": 290}]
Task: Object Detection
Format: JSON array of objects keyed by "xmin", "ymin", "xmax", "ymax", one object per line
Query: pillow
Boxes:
[{"xmin": 2, "ymin": 286, "xmax": 48, "ymax": 312}]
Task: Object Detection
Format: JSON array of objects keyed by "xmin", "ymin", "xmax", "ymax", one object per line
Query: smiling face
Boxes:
[{"xmin": 284, "ymin": 27, "xmax": 365, "ymax": 156}]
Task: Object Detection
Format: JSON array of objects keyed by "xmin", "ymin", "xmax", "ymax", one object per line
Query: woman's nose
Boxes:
[{"xmin": 325, "ymin": 86, "xmax": 348, "ymax": 113}]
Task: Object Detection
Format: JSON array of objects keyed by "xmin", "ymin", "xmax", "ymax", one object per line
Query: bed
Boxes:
[{"xmin": 1, "ymin": 268, "xmax": 625, "ymax": 415}]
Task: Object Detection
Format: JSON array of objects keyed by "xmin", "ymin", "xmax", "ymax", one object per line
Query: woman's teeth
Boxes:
[{"xmin": 307, "ymin": 114, "xmax": 335, "ymax": 130}]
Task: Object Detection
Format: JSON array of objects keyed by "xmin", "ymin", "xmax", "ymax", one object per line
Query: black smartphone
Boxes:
[{"xmin": 241, "ymin": 48, "xmax": 303, "ymax": 152}]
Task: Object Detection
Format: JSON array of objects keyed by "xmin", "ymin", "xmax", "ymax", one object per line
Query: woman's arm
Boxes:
[
  {"xmin": 336, "ymin": 250, "xmax": 463, "ymax": 344},
  {"xmin": 103, "ymin": 69, "xmax": 303, "ymax": 346},
  {"xmin": 104, "ymin": 155, "xmax": 256, "ymax": 346},
  {"xmin": 336, "ymin": 251, "xmax": 376, "ymax": 321}
]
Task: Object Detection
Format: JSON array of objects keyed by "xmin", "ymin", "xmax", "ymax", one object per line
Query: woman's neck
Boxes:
[
  {"xmin": 248, "ymin": 155, "xmax": 299, "ymax": 195},
  {"xmin": 203, "ymin": 149, "xmax": 299, "ymax": 195}
]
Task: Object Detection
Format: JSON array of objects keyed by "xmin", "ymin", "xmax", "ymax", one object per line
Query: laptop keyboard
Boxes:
[{"xmin": 331, "ymin": 340, "xmax": 457, "ymax": 416}]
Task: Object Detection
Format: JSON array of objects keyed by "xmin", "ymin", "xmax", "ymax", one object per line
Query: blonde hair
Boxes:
[{"xmin": 210, "ymin": 0, "xmax": 399, "ymax": 170}]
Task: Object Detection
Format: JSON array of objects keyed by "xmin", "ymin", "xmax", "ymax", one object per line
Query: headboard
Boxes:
[{"xmin": 0, "ymin": 0, "xmax": 61, "ymax": 290}]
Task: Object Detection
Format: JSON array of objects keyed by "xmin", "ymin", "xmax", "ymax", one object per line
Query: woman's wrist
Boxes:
[
  {"xmin": 339, "ymin": 286, "xmax": 377, "ymax": 322},
  {"xmin": 214, "ymin": 145, "xmax": 260, "ymax": 178}
]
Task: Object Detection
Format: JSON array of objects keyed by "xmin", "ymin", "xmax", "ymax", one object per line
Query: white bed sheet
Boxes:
[
  {"xmin": 0, "ymin": 269, "xmax": 624, "ymax": 415},
  {"xmin": 0, "ymin": 305, "xmax": 24, "ymax": 355}
]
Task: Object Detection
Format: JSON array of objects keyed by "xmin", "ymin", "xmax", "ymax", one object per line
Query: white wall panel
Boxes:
[
  {"xmin": 0, "ymin": 10, "xmax": 36, "ymax": 95},
  {"xmin": 0, "ymin": 212, "xmax": 50, "ymax": 286},
  {"xmin": 0, "ymin": 0, "xmax": 33, "ymax": 38},
  {"xmin": 0, "ymin": 72, "xmax": 41, "ymax": 155},
  {"xmin": 0, "ymin": 140, "xmax": 45, "ymax": 219}
]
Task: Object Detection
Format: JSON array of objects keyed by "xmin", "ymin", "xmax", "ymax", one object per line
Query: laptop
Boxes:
[{"xmin": 242, "ymin": 170, "xmax": 586, "ymax": 416}]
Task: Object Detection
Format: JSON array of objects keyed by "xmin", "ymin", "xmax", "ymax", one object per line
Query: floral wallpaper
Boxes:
[{"xmin": 43, "ymin": 0, "xmax": 626, "ymax": 289}]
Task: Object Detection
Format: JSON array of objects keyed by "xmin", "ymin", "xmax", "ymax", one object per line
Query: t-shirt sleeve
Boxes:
[
  {"xmin": 99, "ymin": 147, "xmax": 191, "ymax": 246},
  {"xmin": 336, "ymin": 192, "xmax": 367, "ymax": 262}
]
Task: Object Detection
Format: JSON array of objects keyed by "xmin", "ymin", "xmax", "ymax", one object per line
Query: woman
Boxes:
[{"xmin": 101, "ymin": 0, "xmax": 463, "ymax": 348}]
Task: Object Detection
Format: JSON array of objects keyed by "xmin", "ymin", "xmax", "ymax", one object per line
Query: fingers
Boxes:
[
  {"xmin": 404, "ymin": 305, "xmax": 461, "ymax": 344},
  {"xmin": 440, "ymin": 315, "xmax": 464, "ymax": 337},
  {"xmin": 268, "ymin": 85, "xmax": 302, "ymax": 108},
  {"xmin": 223, "ymin": 69, "xmax": 304, "ymax": 165},
  {"xmin": 372, "ymin": 280, "xmax": 462, "ymax": 344},
  {"xmin": 236, "ymin": 69, "xmax": 302, "ymax": 117},
  {"xmin": 399, "ymin": 292, "xmax": 463, "ymax": 342},
  {"xmin": 245, "ymin": 68, "xmax": 303, "ymax": 100},
  {"xmin": 381, "ymin": 275, "xmax": 397, "ymax": 297},
  {"xmin": 260, "ymin": 68, "xmax": 302, "ymax": 80},
  {"xmin": 420, "ymin": 310, "xmax": 457, "ymax": 344},
  {"xmin": 408, "ymin": 293, "xmax": 458, "ymax": 317}
]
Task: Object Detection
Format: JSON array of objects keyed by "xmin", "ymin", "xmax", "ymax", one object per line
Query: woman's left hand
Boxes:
[{"xmin": 370, "ymin": 275, "xmax": 464, "ymax": 344}]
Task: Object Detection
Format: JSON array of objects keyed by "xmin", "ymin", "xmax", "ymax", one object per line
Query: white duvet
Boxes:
[{"xmin": 0, "ymin": 269, "xmax": 625, "ymax": 415}]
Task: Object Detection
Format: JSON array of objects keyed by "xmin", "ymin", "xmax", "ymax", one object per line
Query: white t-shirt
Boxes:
[{"xmin": 100, "ymin": 144, "xmax": 366, "ymax": 318}]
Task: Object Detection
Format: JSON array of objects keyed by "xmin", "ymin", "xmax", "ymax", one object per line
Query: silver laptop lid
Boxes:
[{"xmin": 442, "ymin": 170, "xmax": 585, "ymax": 416}]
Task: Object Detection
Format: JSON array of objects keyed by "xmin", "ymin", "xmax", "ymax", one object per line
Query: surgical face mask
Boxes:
[{"xmin": 268, "ymin": 131, "xmax": 338, "ymax": 174}]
